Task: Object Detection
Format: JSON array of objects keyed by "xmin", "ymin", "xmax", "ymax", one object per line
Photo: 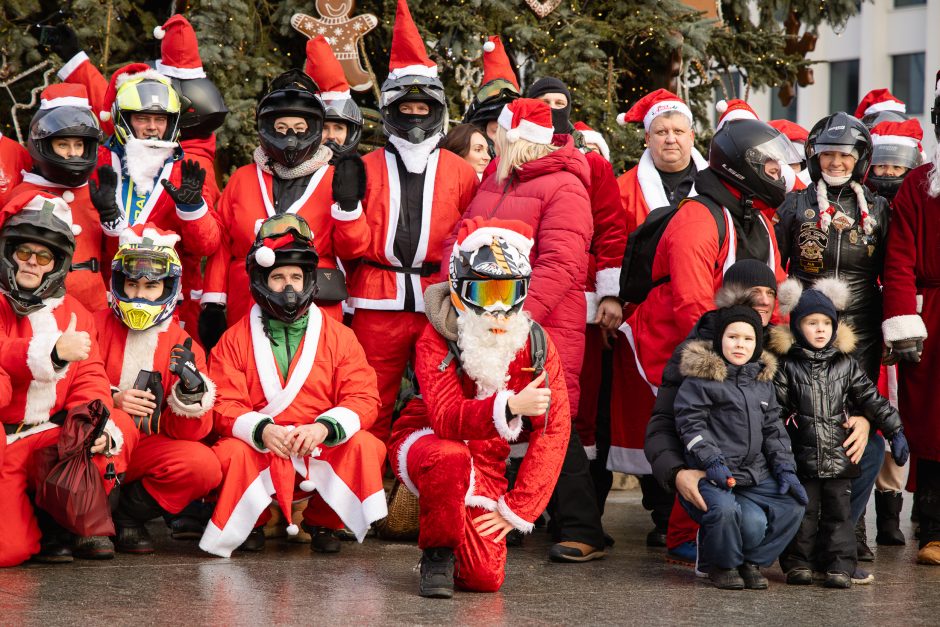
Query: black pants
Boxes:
[
  {"xmin": 915, "ymin": 458, "xmax": 940, "ymax": 547},
  {"xmin": 780, "ymin": 478, "xmax": 855, "ymax": 575},
  {"xmin": 589, "ymin": 347, "xmax": 614, "ymax": 516},
  {"xmin": 547, "ymin": 425, "xmax": 606, "ymax": 547},
  {"xmin": 639, "ymin": 474, "xmax": 673, "ymax": 531}
]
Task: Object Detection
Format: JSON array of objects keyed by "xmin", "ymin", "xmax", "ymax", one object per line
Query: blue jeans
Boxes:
[
  {"xmin": 680, "ymin": 479, "xmax": 805, "ymax": 570},
  {"xmin": 850, "ymin": 432, "xmax": 885, "ymax": 524}
]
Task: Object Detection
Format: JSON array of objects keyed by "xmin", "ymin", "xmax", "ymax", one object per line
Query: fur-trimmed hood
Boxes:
[
  {"xmin": 678, "ymin": 340, "xmax": 777, "ymax": 383},
  {"xmin": 713, "ymin": 283, "xmax": 756, "ymax": 309},
  {"xmin": 767, "ymin": 323, "xmax": 857, "ymax": 357},
  {"xmin": 423, "ymin": 282, "xmax": 458, "ymax": 341}
]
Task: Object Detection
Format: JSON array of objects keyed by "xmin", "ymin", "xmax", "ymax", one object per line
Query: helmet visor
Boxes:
[
  {"xmin": 475, "ymin": 80, "xmax": 520, "ymax": 104},
  {"xmin": 117, "ymin": 80, "xmax": 180, "ymax": 114},
  {"xmin": 744, "ymin": 134, "xmax": 801, "ymax": 186},
  {"xmin": 119, "ymin": 250, "xmax": 179, "ymax": 280},
  {"xmin": 460, "ymin": 279, "xmax": 527, "ymax": 312},
  {"xmin": 258, "ymin": 214, "xmax": 314, "ymax": 242},
  {"xmin": 30, "ymin": 107, "xmax": 101, "ymax": 140},
  {"xmin": 872, "ymin": 142, "xmax": 922, "ymax": 169}
]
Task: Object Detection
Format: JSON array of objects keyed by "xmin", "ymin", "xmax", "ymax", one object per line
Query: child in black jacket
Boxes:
[
  {"xmin": 771, "ymin": 278, "xmax": 909, "ymax": 589},
  {"xmin": 675, "ymin": 305, "xmax": 807, "ymax": 590}
]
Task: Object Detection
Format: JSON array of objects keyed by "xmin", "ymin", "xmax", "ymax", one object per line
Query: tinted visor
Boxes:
[
  {"xmin": 121, "ymin": 81, "xmax": 177, "ymax": 113},
  {"xmin": 475, "ymin": 80, "xmax": 520, "ymax": 104},
  {"xmin": 460, "ymin": 279, "xmax": 527, "ymax": 311},
  {"xmin": 871, "ymin": 142, "xmax": 922, "ymax": 169},
  {"xmin": 30, "ymin": 107, "xmax": 100, "ymax": 140}
]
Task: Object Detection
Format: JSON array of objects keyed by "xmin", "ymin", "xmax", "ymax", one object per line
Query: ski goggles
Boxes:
[
  {"xmin": 460, "ymin": 279, "xmax": 527, "ymax": 311},
  {"xmin": 475, "ymin": 79, "xmax": 520, "ymax": 104},
  {"xmin": 258, "ymin": 213, "xmax": 314, "ymax": 242},
  {"xmin": 115, "ymin": 250, "xmax": 181, "ymax": 280}
]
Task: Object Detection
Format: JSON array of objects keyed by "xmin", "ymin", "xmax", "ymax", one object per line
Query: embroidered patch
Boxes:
[{"xmin": 797, "ymin": 221, "xmax": 827, "ymax": 273}]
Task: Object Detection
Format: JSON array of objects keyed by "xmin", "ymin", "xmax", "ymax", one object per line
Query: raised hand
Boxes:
[
  {"xmin": 169, "ymin": 338, "xmax": 203, "ymax": 392},
  {"xmin": 507, "ymin": 372, "xmax": 551, "ymax": 416},
  {"xmin": 88, "ymin": 166, "xmax": 122, "ymax": 224},
  {"xmin": 162, "ymin": 160, "xmax": 206, "ymax": 208},
  {"xmin": 54, "ymin": 313, "xmax": 91, "ymax": 362},
  {"xmin": 331, "ymin": 153, "xmax": 366, "ymax": 211}
]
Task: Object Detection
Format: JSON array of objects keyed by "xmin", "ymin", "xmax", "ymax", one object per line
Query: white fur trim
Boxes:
[
  {"xmin": 579, "ymin": 129, "xmax": 610, "ymax": 161},
  {"xmin": 154, "ymin": 60, "xmax": 206, "ymax": 80},
  {"xmin": 466, "ymin": 495, "xmax": 497, "ymax": 511},
  {"xmin": 585, "ymin": 291, "xmax": 600, "ymax": 323},
  {"xmin": 40, "ymin": 96, "xmax": 90, "ymax": 110},
  {"xmin": 506, "ymin": 119, "xmax": 553, "ymax": 145},
  {"xmin": 167, "ymin": 376, "xmax": 217, "ymax": 419},
  {"xmin": 882, "ymin": 314, "xmax": 929, "ymax": 344},
  {"xmin": 583, "ymin": 444, "xmax": 597, "ymax": 461},
  {"xmin": 318, "ymin": 406, "xmax": 360, "ymax": 444},
  {"xmin": 872, "ymin": 134, "xmax": 919, "ymax": 149},
  {"xmin": 635, "ymin": 147, "xmax": 708, "ymax": 213},
  {"xmin": 176, "ymin": 201, "xmax": 208, "ymax": 221},
  {"xmin": 388, "ymin": 64, "xmax": 438, "ymax": 79},
  {"xmin": 57, "ymin": 51, "xmax": 89, "ymax": 81},
  {"xmin": 917, "ymin": 294, "xmax": 924, "ymax": 314},
  {"xmin": 643, "ymin": 101, "xmax": 693, "ymax": 131},
  {"xmin": 496, "ymin": 495, "xmax": 534, "ymax": 533},
  {"xmin": 812, "ymin": 277, "xmax": 850, "ymax": 312},
  {"xmin": 458, "ymin": 226, "xmax": 534, "ymax": 257},
  {"xmin": 492, "ymin": 390, "xmax": 523, "ymax": 442},
  {"xmin": 6, "ymin": 422, "xmax": 58, "ymax": 445},
  {"xmin": 23, "ymin": 301, "xmax": 70, "ymax": 426},
  {"xmin": 200, "ymin": 469, "xmax": 275, "ymax": 557},
  {"xmin": 114, "ymin": 68, "xmax": 171, "ymax": 91},
  {"xmin": 331, "ymin": 201, "xmax": 363, "ymax": 221},
  {"xmin": 117, "ymin": 323, "xmax": 163, "ymax": 391},
  {"xmin": 594, "ymin": 267, "xmax": 621, "ymax": 300},
  {"xmin": 119, "ymin": 227, "xmax": 181, "ymax": 248},
  {"xmin": 319, "ymin": 90, "xmax": 351, "ymax": 101},
  {"xmin": 102, "ymin": 418, "xmax": 124, "ymax": 455},
  {"xmin": 716, "ymin": 108, "xmax": 758, "ymax": 130},
  {"xmin": 232, "ymin": 411, "xmax": 273, "ymax": 452},
  {"xmin": 200, "ymin": 292, "xmax": 227, "ymax": 305},
  {"xmin": 396, "ymin": 427, "xmax": 434, "ymax": 497},
  {"xmin": 776, "ymin": 278, "xmax": 804, "ymax": 316},
  {"xmin": 863, "ymin": 100, "xmax": 905, "ymax": 115}
]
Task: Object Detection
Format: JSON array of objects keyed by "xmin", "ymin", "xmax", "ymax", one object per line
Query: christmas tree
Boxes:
[{"xmin": 0, "ymin": 0, "xmax": 865, "ymax": 174}]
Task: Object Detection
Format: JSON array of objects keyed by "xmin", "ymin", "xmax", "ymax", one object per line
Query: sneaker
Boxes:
[
  {"xmin": 785, "ymin": 567, "xmax": 813, "ymax": 585},
  {"xmin": 738, "ymin": 562, "xmax": 768, "ymax": 590},
  {"xmin": 236, "ymin": 527, "xmax": 266, "ymax": 552},
  {"xmin": 666, "ymin": 541, "xmax": 696, "ymax": 566},
  {"xmin": 419, "ymin": 547, "xmax": 455, "ymax": 599},
  {"xmin": 548, "ymin": 541, "xmax": 606, "ymax": 563},
  {"xmin": 824, "ymin": 571, "xmax": 852, "ymax": 589},
  {"xmin": 851, "ymin": 566, "xmax": 874, "ymax": 584},
  {"xmin": 708, "ymin": 567, "xmax": 745, "ymax": 590},
  {"xmin": 73, "ymin": 536, "xmax": 114, "ymax": 560}
]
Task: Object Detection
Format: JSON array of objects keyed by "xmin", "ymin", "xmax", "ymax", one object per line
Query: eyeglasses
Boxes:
[{"xmin": 14, "ymin": 245, "xmax": 55, "ymax": 266}]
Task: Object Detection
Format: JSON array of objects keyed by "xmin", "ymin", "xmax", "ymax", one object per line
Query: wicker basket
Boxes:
[{"xmin": 374, "ymin": 479, "xmax": 420, "ymax": 540}]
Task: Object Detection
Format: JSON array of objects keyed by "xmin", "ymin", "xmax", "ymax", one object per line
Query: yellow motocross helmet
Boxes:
[
  {"xmin": 111, "ymin": 71, "xmax": 182, "ymax": 145},
  {"xmin": 110, "ymin": 230, "xmax": 182, "ymax": 330}
]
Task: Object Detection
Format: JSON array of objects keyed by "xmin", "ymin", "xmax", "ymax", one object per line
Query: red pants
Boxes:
[
  {"xmin": 352, "ymin": 309, "xmax": 429, "ymax": 444},
  {"xmin": 667, "ymin": 496, "xmax": 699, "ymax": 550},
  {"xmin": 401, "ymin": 433, "xmax": 506, "ymax": 592},
  {"xmin": 200, "ymin": 431, "xmax": 387, "ymax": 557},
  {"xmin": 124, "ymin": 434, "xmax": 222, "ymax": 514}
]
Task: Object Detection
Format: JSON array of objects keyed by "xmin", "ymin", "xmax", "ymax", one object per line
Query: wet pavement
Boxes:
[{"xmin": 3, "ymin": 489, "xmax": 938, "ymax": 626}]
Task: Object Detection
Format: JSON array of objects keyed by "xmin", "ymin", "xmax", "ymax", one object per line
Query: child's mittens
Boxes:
[
  {"xmin": 775, "ymin": 467, "xmax": 809, "ymax": 505},
  {"xmin": 705, "ymin": 458, "xmax": 734, "ymax": 491},
  {"xmin": 890, "ymin": 430, "xmax": 910, "ymax": 467}
]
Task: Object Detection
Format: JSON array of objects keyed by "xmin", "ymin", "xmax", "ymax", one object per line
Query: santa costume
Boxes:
[
  {"xmin": 0, "ymin": 133, "xmax": 30, "ymax": 208},
  {"xmin": 389, "ymin": 218, "xmax": 570, "ymax": 595},
  {"xmin": 349, "ymin": 0, "xmax": 478, "ymax": 444}
]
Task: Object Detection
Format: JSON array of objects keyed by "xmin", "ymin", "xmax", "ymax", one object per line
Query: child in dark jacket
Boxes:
[
  {"xmin": 771, "ymin": 279, "xmax": 910, "ymax": 589},
  {"xmin": 675, "ymin": 305, "xmax": 807, "ymax": 590}
]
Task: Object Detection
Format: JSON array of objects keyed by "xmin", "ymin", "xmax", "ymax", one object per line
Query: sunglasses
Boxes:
[{"xmin": 14, "ymin": 245, "xmax": 55, "ymax": 266}]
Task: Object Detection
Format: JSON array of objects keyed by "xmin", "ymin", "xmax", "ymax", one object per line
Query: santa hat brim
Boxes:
[
  {"xmin": 457, "ymin": 227, "xmax": 534, "ymax": 257},
  {"xmin": 497, "ymin": 106, "xmax": 553, "ymax": 145},
  {"xmin": 579, "ymin": 129, "xmax": 610, "ymax": 161}
]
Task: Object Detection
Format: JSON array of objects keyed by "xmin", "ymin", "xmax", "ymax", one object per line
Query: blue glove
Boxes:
[
  {"xmin": 776, "ymin": 469, "xmax": 809, "ymax": 505},
  {"xmin": 890, "ymin": 431, "xmax": 910, "ymax": 467},
  {"xmin": 705, "ymin": 458, "xmax": 734, "ymax": 490}
]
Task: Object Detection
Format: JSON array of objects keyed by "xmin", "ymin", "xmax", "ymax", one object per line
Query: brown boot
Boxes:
[
  {"xmin": 548, "ymin": 541, "xmax": 606, "ymax": 563},
  {"xmin": 917, "ymin": 541, "xmax": 940, "ymax": 564},
  {"xmin": 287, "ymin": 500, "xmax": 312, "ymax": 544}
]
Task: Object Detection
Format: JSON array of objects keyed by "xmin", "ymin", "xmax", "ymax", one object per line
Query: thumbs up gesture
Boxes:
[
  {"xmin": 169, "ymin": 337, "xmax": 204, "ymax": 393},
  {"xmin": 507, "ymin": 372, "xmax": 551, "ymax": 417},
  {"xmin": 54, "ymin": 313, "xmax": 91, "ymax": 362}
]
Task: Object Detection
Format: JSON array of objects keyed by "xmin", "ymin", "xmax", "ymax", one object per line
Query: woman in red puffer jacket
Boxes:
[{"xmin": 444, "ymin": 98, "xmax": 593, "ymax": 416}]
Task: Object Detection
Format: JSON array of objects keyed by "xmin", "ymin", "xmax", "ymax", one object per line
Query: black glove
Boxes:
[
  {"xmin": 331, "ymin": 153, "xmax": 366, "ymax": 212},
  {"xmin": 890, "ymin": 338, "xmax": 924, "ymax": 364},
  {"xmin": 38, "ymin": 23, "xmax": 81, "ymax": 60},
  {"xmin": 198, "ymin": 303, "xmax": 228, "ymax": 353},
  {"xmin": 88, "ymin": 166, "xmax": 122, "ymax": 224},
  {"xmin": 169, "ymin": 338, "xmax": 204, "ymax": 393},
  {"xmin": 161, "ymin": 159, "xmax": 206, "ymax": 210}
]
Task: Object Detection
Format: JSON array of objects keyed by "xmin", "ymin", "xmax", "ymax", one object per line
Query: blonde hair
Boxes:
[{"xmin": 495, "ymin": 125, "xmax": 559, "ymax": 183}]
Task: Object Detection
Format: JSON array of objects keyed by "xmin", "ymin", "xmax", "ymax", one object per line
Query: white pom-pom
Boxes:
[
  {"xmin": 483, "ymin": 40, "xmax": 496, "ymax": 53},
  {"xmin": 71, "ymin": 224, "xmax": 82, "ymax": 236},
  {"xmin": 813, "ymin": 277, "xmax": 850, "ymax": 312},
  {"xmin": 255, "ymin": 246, "xmax": 276, "ymax": 268},
  {"xmin": 286, "ymin": 524, "xmax": 299, "ymax": 536},
  {"xmin": 716, "ymin": 99, "xmax": 729, "ymax": 114},
  {"xmin": 616, "ymin": 112, "xmax": 628, "ymax": 126},
  {"xmin": 153, "ymin": 25, "xmax": 166, "ymax": 40},
  {"xmin": 99, "ymin": 111, "xmax": 111, "ymax": 122},
  {"xmin": 299, "ymin": 480, "xmax": 315, "ymax": 492},
  {"xmin": 62, "ymin": 191, "xmax": 75, "ymax": 203},
  {"xmin": 776, "ymin": 278, "xmax": 803, "ymax": 316}
]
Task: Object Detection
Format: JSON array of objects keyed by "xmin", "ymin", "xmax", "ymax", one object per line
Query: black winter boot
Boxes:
[
  {"xmin": 855, "ymin": 513, "xmax": 874, "ymax": 562},
  {"xmin": 113, "ymin": 481, "xmax": 165, "ymax": 554},
  {"xmin": 419, "ymin": 547, "xmax": 456, "ymax": 599},
  {"xmin": 34, "ymin": 509, "xmax": 73, "ymax": 564},
  {"xmin": 875, "ymin": 490, "xmax": 905, "ymax": 546}
]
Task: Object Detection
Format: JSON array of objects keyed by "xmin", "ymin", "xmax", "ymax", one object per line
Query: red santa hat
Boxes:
[
  {"xmin": 252, "ymin": 229, "xmax": 309, "ymax": 269},
  {"xmin": 715, "ymin": 99, "xmax": 759, "ymax": 130},
  {"xmin": 454, "ymin": 216, "xmax": 534, "ymax": 259},
  {"xmin": 497, "ymin": 98, "xmax": 554, "ymax": 145},
  {"xmin": 870, "ymin": 118, "xmax": 924, "ymax": 152},
  {"xmin": 574, "ymin": 121, "xmax": 610, "ymax": 161},
  {"xmin": 768, "ymin": 119, "xmax": 809, "ymax": 156},
  {"xmin": 153, "ymin": 15, "xmax": 206, "ymax": 80},
  {"xmin": 118, "ymin": 223, "xmax": 181, "ymax": 249},
  {"xmin": 616, "ymin": 89, "xmax": 693, "ymax": 131},
  {"xmin": 387, "ymin": 0, "xmax": 437, "ymax": 80},
  {"xmin": 98, "ymin": 62, "xmax": 167, "ymax": 123},
  {"xmin": 854, "ymin": 88, "xmax": 906, "ymax": 118},
  {"xmin": 304, "ymin": 36, "xmax": 351, "ymax": 100},
  {"xmin": 39, "ymin": 83, "xmax": 91, "ymax": 111},
  {"xmin": 268, "ymin": 457, "xmax": 301, "ymax": 536},
  {"xmin": 0, "ymin": 191, "xmax": 81, "ymax": 236},
  {"xmin": 481, "ymin": 36, "xmax": 519, "ymax": 90}
]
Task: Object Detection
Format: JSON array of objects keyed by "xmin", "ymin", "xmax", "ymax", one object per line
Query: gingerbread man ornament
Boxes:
[{"xmin": 291, "ymin": 0, "xmax": 378, "ymax": 92}]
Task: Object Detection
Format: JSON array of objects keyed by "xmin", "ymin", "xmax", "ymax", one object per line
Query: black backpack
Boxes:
[
  {"xmin": 438, "ymin": 322, "xmax": 548, "ymax": 378},
  {"xmin": 619, "ymin": 195, "xmax": 727, "ymax": 304}
]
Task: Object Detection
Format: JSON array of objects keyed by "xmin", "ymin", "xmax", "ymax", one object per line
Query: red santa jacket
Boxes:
[
  {"xmin": 209, "ymin": 304, "xmax": 379, "ymax": 450},
  {"xmin": 0, "ymin": 135, "xmax": 31, "ymax": 208},
  {"xmin": 347, "ymin": 147, "xmax": 477, "ymax": 312},
  {"xmin": 201, "ymin": 162, "xmax": 369, "ymax": 324},
  {"xmin": 626, "ymin": 197, "xmax": 786, "ymax": 389},
  {"xmin": 389, "ymin": 321, "xmax": 570, "ymax": 531},
  {"xmin": 12, "ymin": 174, "xmax": 109, "ymax": 312},
  {"xmin": 93, "ymin": 310, "xmax": 216, "ymax": 442},
  {"xmin": 583, "ymin": 150, "xmax": 627, "ymax": 321}
]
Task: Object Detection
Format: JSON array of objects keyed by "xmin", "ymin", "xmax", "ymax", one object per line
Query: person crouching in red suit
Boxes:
[{"xmin": 389, "ymin": 218, "xmax": 570, "ymax": 598}]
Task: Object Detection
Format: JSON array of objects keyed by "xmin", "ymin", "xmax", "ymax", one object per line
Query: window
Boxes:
[
  {"xmin": 894, "ymin": 0, "xmax": 926, "ymax": 7},
  {"xmin": 829, "ymin": 59, "xmax": 859, "ymax": 114},
  {"xmin": 770, "ymin": 85, "xmax": 798, "ymax": 121},
  {"xmin": 893, "ymin": 52, "xmax": 925, "ymax": 114}
]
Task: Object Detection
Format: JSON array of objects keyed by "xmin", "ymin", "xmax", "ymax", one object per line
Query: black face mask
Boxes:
[{"xmin": 551, "ymin": 107, "xmax": 572, "ymax": 135}]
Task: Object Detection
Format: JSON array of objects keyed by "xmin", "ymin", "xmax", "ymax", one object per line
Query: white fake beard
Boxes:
[
  {"xmin": 388, "ymin": 133, "xmax": 443, "ymax": 174},
  {"xmin": 457, "ymin": 310, "xmax": 531, "ymax": 399},
  {"xmin": 124, "ymin": 137, "xmax": 177, "ymax": 194},
  {"xmin": 929, "ymin": 143, "xmax": 940, "ymax": 198}
]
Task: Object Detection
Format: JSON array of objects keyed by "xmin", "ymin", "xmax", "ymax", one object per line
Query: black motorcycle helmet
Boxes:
[
  {"xmin": 464, "ymin": 79, "xmax": 520, "ymax": 128},
  {"xmin": 257, "ymin": 70, "xmax": 325, "ymax": 168},
  {"xmin": 246, "ymin": 214, "xmax": 319, "ymax": 323},
  {"xmin": 27, "ymin": 105, "xmax": 102, "ymax": 188},
  {"xmin": 380, "ymin": 74, "xmax": 447, "ymax": 144},
  {"xmin": 169, "ymin": 76, "xmax": 229, "ymax": 140},
  {"xmin": 806, "ymin": 112, "xmax": 873, "ymax": 184},
  {"xmin": 323, "ymin": 97, "xmax": 363, "ymax": 158},
  {"xmin": 709, "ymin": 119, "xmax": 799, "ymax": 209},
  {"xmin": 0, "ymin": 194, "xmax": 76, "ymax": 316}
]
